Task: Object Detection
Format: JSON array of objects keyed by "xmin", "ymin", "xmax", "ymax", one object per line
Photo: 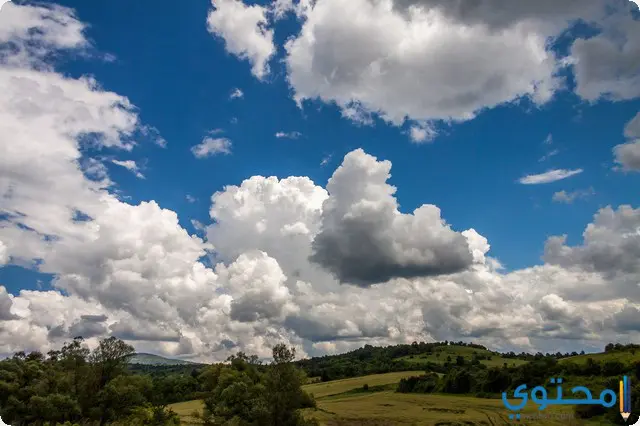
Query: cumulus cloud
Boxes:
[
  {"xmin": 283, "ymin": 0, "xmax": 591, "ymax": 127},
  {"xmin": 614, "ymin": 112, "xmax": 640, "ymax": 172},
  {"xmin": 111, "ymin": 159, "xmax": 145, "ymax": 179},
  {"xmin": 2, "ymin": 0, "xmax": 640, "ymax": 362},
  {"xmin": 0, "ymin": 1, "xmax": 87, "ymax": 68},
  {"xmin": 544, "ymin": 205, "xmax": 640, "ymax": 277},
  {"xmin": 310, "ymin": 149, "xmax": 473, "ymax": 286},
  {"xmin": 191, "ymin": 137, "xmax": 232, "ymax": 158},
  {"xmin": 0, "ymin": 240, "xmax": 7, "ymax": 266},
  {"xmin": 68, "ymin": 314, "xmax": 109, "ymax": 339},
  {"xmin": 571, "ymin": 6, "xmax": 640, "ymax": 101},
  {"xmin": 207, "ymin": 0, "xmax": 275, "ymax": 79},
  {"xmin": 615, "ymin": 141, "xmax": 640, "ymax": 172},
  {"xmin": 110, "ymin": 317, "xmax": 182, "ymax": 342},
  {"xmin": 518, "ymin": 169, "xmax": 583, "ymax": 184}
]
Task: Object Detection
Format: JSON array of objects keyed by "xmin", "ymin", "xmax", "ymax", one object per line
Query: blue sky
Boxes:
[
  {"xmin": 45, "ymin": 0, "xmax": 639, "ymax": 271},
  {"xmin": 0, "ymin": 0, "xmax": 639, "ymax": 358}
]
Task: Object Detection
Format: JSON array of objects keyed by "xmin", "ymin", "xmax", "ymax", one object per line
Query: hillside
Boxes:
[
  {"xmin": 128, "ymin": 352, "xmax": 197, "ymax": 366},
  {"xmin": 295, "ymin": 341, "xmax": 533, "ymax": 382},
  {"xmin": 559, "ymin": 348, "xmax": 640, "ymax": 365},
  {"xmin": 395, "ymin": 344, "xmax": 528, "ymax": 368}
]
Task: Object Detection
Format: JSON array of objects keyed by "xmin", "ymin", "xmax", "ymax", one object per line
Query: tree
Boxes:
[
  {"xmin": 90, "ymin": 337, "xmax": 135, "ymax": 389},
  {"xmin": 264, "ymin": 344, "xmax": 316, "ymax": 426}
]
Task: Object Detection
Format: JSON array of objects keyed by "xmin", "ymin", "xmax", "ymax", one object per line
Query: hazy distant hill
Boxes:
[{"xmin": 128, "ymin": 353, "xmax": 197, "ymax": 366}]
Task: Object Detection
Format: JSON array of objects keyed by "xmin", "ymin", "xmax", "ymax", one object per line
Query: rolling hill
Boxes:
[
  {"xmin": 127, "ymin": 352, "xmax": 198, "ymax": 366},
  {"xmin": 395, "ymin": 344, "xmax": 529, "ymax": 368},
  {"xmin": 558, "ymin": 348, "xmax": 640, "ymax": 365}
]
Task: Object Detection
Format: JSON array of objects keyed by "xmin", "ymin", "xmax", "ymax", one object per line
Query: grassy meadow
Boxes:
[
  {"xmin": 559, "ymin": 349, "xmax": 640, "ymax": 366},
  {"xmin": 395, "ymin": 345, "xmax": 529, "ymax": 368},
  {"xmin": 169, "ymin": 370, "xmax": 599, "ymax": 425}
]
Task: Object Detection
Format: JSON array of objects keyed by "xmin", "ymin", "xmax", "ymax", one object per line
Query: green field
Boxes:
[
  {"xmin": 168, "ymin": 399, "xmax": 205, "ymax": 426},
  {"xmin": 304, "ymin": 391, "xmax": 582, "ymax": 426},
  {"xmin": 169, "ymin": 370, "xmax": 593, "ymax": 426},
  {"xmin": 303, "ymin": 371, "xmax": 426, "ymax": 399},
  {"xmin": 396, "ymin": 345, "xmax": 528, "ymax": 368},
  {"xmin": 559, "ymin": 349, "xmax": 640, "ymax": 365}
]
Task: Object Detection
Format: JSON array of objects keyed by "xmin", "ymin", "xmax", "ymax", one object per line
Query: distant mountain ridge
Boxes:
[{"xmin": 127, "ymin": 352, "xmax": 198, "ymax": 366}]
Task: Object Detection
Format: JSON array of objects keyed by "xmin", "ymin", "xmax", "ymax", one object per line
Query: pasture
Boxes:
[
  {"xmin": 395, "ymin": 345, "xmax": 528, "ymax": 368},
  {"xmin": 169, "ymin": 370, "xmax": 597, "ymax": 425}
]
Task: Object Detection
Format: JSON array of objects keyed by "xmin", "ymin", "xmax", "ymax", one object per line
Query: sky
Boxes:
[{"xmin": 0, "ymin": 0, "xmax": 639, "ymax": 361}]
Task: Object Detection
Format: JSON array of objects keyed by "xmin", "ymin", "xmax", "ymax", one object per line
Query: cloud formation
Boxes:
[
  {"xmin": 275, "ymin": 131, "xmax": 302, "ymax": 139},
  {"xmin": 310, "ymin": 149, "xmax": 474, "ymax": 286},
  {"xmin": 614, "ymin": 112, "xmax": 640, "ymax": 172},
  {"xmin": 552, "ymin": 188, "xmax": 595, "ymax": 204},
  {"xmin": 207, "ymin": 0, "xmax": 639, "ymax": 141},
  {"xmin": 518, "ymin": 169, "xmax": 583, "ymax": 184},
  {"xmin": 191, "ymin": 137, "xmax": 233, "ymax": 158},
  {"xmin": 207, "ymin": 0, "xmax": 275, "ymax": 79},
  {"xmin": 1, "ymin": 1, "xmax": 640, "ymax": 363},
  {"xmin": 111, "ymin": 159, "xmax": 145, "ymax": 179}
]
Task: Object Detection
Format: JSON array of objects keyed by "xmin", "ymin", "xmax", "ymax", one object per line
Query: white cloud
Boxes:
[
  {"xmin": 544, "ymin": 205, "xmax": 640, "ymax": 280},
  {"xmin": 111, "ymin": 159, "xmax": 145, "ymax": 179},
  {"xmin": 0, "ymin": 2, "xmax": 87, "ymax": 68},
  {"xmin": 207, "ymin": 0, "xmax": 276, "ymax": 79},
  {"xmin": 614, "ymin": 112, "xmax": 640, "ymax": 172},
  {"xmin": 544, "ymin": 134, "xmax": 553, "ymax": 145},
  {"xmin": 191, "ymin": 137, "xmax": 232, "ymax": 158},
  {"xmin": 614, "ymin": 141, "xmax": 640, "ymax": 172},
  {"xmin": 409, "ymin": 122, "xmax": 437, "ymax": 144},
  {"xmin": 0, "ymin": 240, "xmax": 7, "ymax": 266},
  {"xmin": 518, "ymin": 168, "xmax": 583, "ymax": 184},
  {"xmin": 229, "ymin": 87, "xmax": 244, "ymax": 99},
  {"xmin": 284, "ymin": 0, "xmax": 576, "ymax": 127},
  {"xmin": 275, "ymin": 131, "xmax": 302, "ymax": 139},
  {"xmin": 2, "ymin": 0, "xmax": 640, "ymax": 362},
  {"xmin": 186, "ymin": 194, "xmax": 197, "ymax": 203},
  {"xmin": 552, "ymin": 188, "xmax": 595, "ymax": 204}
]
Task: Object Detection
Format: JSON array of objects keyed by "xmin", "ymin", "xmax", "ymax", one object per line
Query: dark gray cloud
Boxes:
[
  {"xmin": 0, "ymin": 287, "xmax": 16, "ymax": 320},
  {"xmin": 47, "ymin": 325, "xmax": 66, "ymax": 339},
  {"xmin": 68, "ymin": 315, "xmax": 108, "ymax": 338},
  {"xmin": 284, "ymin": 316, "xmax": 350, "ymax": 342},
  {"xmin": 109, "ymin": 320, "xmax": 181, "ymax": 342},
  {"xmin": 611, "ymin": 306, "xmax": 640, "ymax": 332},
  {"xmin": 614, "ymin": 112, "xmax": 640, "ymax": 172},
  {"xmin": 310, "ymin": 149, "xmax": 473, "ymax": 286},
  {"xmin": 230, "ymin": 293, "xmax": 287, "ymax": 322},
  {"xmin": 571, "ymin": 7, "xmax": 640, "ymax": 101},
  {"xmin": 391, "ymin": 0, "xmax": 606, "ymax": 29}
]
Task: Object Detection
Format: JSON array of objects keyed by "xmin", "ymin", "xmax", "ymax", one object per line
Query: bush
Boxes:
[
  {"xmin": 362, "ymin": 384, "xmax": 369, "ymax": 391},
  {"xmin": 300, "ymin": 391, "xmax": 317, "ymax": 409}
]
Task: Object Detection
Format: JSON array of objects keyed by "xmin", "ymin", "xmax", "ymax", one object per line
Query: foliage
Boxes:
[
  {"xmin": 0, "ymin": 337, "xmax": 179, "ymax": 425},
  {"xmin": 200, "ymin": 344, "xmax": 317, "ymax": 426}
]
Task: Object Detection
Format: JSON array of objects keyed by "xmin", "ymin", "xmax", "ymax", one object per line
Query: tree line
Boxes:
[
  {"xmin": 0, "ymin": 337, "xmax": 316, "ymax": 426},
  {"xmin": 397, "ymin": 355, "xmax": 640, "ymax": 424},
  {"xmin": 294, "ymin": 340, "xmax": 590, "ymax": 382}
]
